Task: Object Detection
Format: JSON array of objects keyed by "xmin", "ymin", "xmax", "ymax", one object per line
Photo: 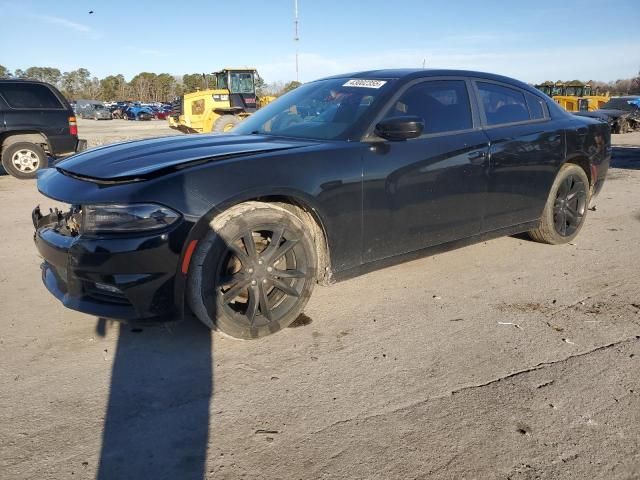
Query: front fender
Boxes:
[{"xmin": 172, "ymin": 187, "xmax": 332, "ymax": 320}]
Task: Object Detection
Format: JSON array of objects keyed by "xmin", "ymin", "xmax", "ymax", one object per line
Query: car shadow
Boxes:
[
  {"xmin": 95, "ymin": 314, "xmax": 213, "ymax": 480},
  {"xmin": 611, "ymin": 146, "xmax": 640, "ymax": 170}
]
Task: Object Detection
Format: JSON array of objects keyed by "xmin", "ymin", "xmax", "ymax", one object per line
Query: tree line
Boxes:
[
  {"xmin": 2, "ymin": 64, "xmax": 637, "ymax": 101},
  {"xmin": 0, "ymin": 65, "xmax": 302, "ymax": 102}
]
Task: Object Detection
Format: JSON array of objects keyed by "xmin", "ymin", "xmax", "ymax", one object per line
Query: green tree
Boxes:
[
  {"xmin": 153, "ymin": 73, "xmax": 177, "ymax": 102},
  {"xmin": 0, "ymin": 65, "xmax": 12, "ymax": 78},
  {"xmin": 182, "ymin": 73, "xmax": 204, "ymax": 94},
  {"xmin": 24, "ymin": 67, "xmax": 62, "ymax": 87},
  {"xmin": 130, "ymin": 72, "xmax": 157, "ymax": 101},
  {"xmin": 283, "ymin": 80, "xmax": 302, "ymax": 93},
  {"xmin": 115, "ymin": 74, "xmax": 129, "ymax": 100},
  {"xmin": 181, "ymin": 73, "xmax": 215, "ymax": 94},
  {"xmin": 62, "ymin": 68, "xmax": 92, "ymax": 98},
  {"xmin": 100, "ymin": 75, "xmax": 124, "ymax": 101},
  {"xmin": 255, "ymin": 74, "xmax": 267, "ymax": 97},
  {"xmin": 631, "ymin": 69, "xmax": 640, "ymax": 94},
  {"xmin": 87, "ymin": 77, "xmax": 101, "ymax": 99}
]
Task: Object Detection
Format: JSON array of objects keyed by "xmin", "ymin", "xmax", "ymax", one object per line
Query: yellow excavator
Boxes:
[
  {"xmin": 535, "ymin": 80, "xmax": 609, "ymax": 112},
  {"xmin": 579, "ymin": 80, "xmax": 610, "ymax": 111},
  {"xmin": 169, "ymin": 68, "xmax": 275, "ymax": 134}
]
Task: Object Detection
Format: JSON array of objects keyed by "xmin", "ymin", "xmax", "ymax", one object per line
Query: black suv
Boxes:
[{"xmin": 0, "ymin": 79, "xmax": 86, "ymax": 179}]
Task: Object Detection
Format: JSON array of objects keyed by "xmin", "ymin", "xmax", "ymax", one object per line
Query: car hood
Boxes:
[{"xmin": 55, "ymin": 134, "xmax": 313, "ymax": 181}]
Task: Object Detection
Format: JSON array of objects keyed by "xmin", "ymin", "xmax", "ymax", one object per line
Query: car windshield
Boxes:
[
  {"xmin": 234, "ymin": 78, "xmax": 393, "ymax": 140},
  {"xmin": 601, "ymin": 98, "xmax": 639, "ymax": 111},
  {"xmin": 93, "ymin": 104, "xmax": 106, "ymax": 110}
]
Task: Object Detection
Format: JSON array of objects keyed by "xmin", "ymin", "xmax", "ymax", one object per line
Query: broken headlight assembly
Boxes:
[{"xmin": 81, "ymin": 203, "xmax": 181, "ymax": 234}]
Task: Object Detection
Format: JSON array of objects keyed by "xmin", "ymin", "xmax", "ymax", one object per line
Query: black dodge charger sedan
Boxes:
[{"xmin": 33, "ymin": 69, "xmax": 611, "ymax": 339}]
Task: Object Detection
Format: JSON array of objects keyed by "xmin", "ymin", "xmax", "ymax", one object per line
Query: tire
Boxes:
[
  {"xmin": 187, "ymin": 202, "xmax": 317, "ymax": 339},
  {"xmin": 213, "ymin": 114, "xmax": 241, "ymax": 133},
  {"xmin": 528, "ymin": 163, "xmax": 590, "ymax": 244},
  {"xmin": 1, "ymin": 142, "xmax": 47, "ymax": 179}
]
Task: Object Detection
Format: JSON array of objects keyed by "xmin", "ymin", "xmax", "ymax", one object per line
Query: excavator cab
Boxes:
[
  {"xmin": 534, "ymin": 80, "xmax": 610, "ymax": 112},
  {"xmin": 169, "ymin": 68, "xmax": 275, "ymax": 134},
  {"xmin": 552, "ymin": 81, "xmax": 581, "ymax": 111},
  {"xmin": 580, "ymin": 80, "xmax": 610, "ymax": 112},
  {"xmin": 535, "ymin": 81, "xmax": 554, "ymax": 97},
  {"xmin": 214, "ymin": 69, "xmax": 258, "ymax": 113}
]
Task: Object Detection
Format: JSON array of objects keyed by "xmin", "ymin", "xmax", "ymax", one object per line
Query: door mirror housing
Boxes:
[{"xmin": 374, "ymin": 116, "xmax": 424, "ymax": 141}]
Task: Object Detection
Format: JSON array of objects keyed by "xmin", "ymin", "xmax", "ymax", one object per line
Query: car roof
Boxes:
[{"xmin": 318, "ymin": 68, "xmax": 534, "ymax": 90}]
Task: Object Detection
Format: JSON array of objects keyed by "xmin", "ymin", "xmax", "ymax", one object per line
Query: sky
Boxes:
[{"xmin": 1, "ymin": 0, "xmax": 639, "ymax": 85}]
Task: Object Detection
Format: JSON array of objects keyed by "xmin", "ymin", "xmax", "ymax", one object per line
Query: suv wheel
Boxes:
[{"xmin": 1, "ymin": 142, "xmax": 47, "ymax": 179}]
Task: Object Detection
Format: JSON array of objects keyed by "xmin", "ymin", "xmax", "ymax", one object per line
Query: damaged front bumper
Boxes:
[{"xmin": 32, "ymin": 205, "xmax": 183, "ymax": 321}]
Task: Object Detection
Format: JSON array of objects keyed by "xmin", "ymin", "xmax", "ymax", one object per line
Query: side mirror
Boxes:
[{"xmin": 374, "ymin": 116, "xmax": 424, "ymax": 141}]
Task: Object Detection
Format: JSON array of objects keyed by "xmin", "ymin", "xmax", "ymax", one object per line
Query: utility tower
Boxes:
[{"xmin": 294, "ymin": 0, "xmax": 300, "ymax": 82}]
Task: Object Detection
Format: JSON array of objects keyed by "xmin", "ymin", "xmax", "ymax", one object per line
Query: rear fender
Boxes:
[{"xmin": 1, "ymin": 131, "xmax": 50, "ymax": 153}]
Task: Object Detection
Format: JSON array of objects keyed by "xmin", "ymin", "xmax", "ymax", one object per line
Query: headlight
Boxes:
[{"xmin": 82, "ymin": 203, "xmax": 180, "ymax": 233}]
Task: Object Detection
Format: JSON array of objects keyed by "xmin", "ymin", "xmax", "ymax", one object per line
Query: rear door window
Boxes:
[
  {"xmin": 477, "ymin": 82, "xmax": 531, "ymax": 126},
  {"xmin": 525, "ymin": 93, "xmax": 546, "ymax": 120},
  {"xmin": 0, "ymin": 83, "xmax": 64, "ymax": 109},
  {"xmin": 384, "ymin": 80, "xmax": 473, "ymax": 135}
]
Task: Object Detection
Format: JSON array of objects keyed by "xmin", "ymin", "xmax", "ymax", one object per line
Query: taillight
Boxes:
[{"xmin": 69, "ymin": 116, "xmax": 78, "ymax": 136}]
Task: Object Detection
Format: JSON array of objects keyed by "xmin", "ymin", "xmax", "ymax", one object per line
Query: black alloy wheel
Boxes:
[
  {"xmin": 188, "ymin": 202, "xmax": 316, "ymax": 339},
  {"xmin": 215, "ymin": 225, "xmax": 308, "ymax": 326},
  {"xmin": 553, "ymin": 174, "xmax": 587, "ymax": 237},
  {"xmin": 528, "ymin": 163, "xmax": 590, "ymax": 244}
]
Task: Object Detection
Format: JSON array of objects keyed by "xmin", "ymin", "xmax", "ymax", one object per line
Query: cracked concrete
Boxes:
[
  {"xmin": 309, "ymin": 335, "xmax": 640, "ymax": 440},
  {"xmin": 0, "ymin": 128, "xmax": 639, "ymax": 479}
]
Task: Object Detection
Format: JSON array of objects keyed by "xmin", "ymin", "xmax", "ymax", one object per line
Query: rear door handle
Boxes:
[{"xmin": 468, "ymin": 151, "xmax": 486, "ymax": 165}]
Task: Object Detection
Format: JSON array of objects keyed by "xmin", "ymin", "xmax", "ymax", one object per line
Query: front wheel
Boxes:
[
  {"xmin": 528, "ymin": 163, "xmax": 590, "ymax": 244},
  {"xmin": 213, "ymin": 114, "xmax": 241, "ymax": 133},
  {"xmin": 187, "ymin": 202, "xmax": 317, "ymax": 339}
]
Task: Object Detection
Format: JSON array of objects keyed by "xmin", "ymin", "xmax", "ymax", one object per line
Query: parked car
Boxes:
[
  {"xmin": 0, "ymin": 79, "xmax": 86, "ymax": 179},
  {"xmin": 574, "ymin": 96, "xmax": 640, "ymax": 133},
  {"xmin": 151, "ymin": 106, "xmax": 172, "ymax": 120},
  {"xmin": 78, "ymin": 103, "xmax": 113, "ymax": 120},
  {"xmin": 33, "ymin": 69, "xmax": 610, "ymax": 338},
  {"xmin": 122, "ymin": 105, "xmax": 153, "ymax": 121},
  {"xmin": 109, "ymin": 106, "xmax": 125, "ymax": 119}
]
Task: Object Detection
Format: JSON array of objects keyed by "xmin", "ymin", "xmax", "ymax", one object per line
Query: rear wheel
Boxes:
[
  {"xmin": 528, "ymin": 163, "xmax": 590, "ymax": 244},
  {"xmin": 213, "ymin": 114, "xmax": 241, "ymax": 133},
  {"xmin": 1, "ymin": 142, "xmax": 46, "ymax": 179},
  {"xmin": 187, "ymin": 202, "xmax": 317, "ymax": 339}
]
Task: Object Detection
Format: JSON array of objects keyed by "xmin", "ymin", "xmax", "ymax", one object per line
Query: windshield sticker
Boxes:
[{"xmin": 343, "ymin": 79, "xmax": 387, "ymax": 89}]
